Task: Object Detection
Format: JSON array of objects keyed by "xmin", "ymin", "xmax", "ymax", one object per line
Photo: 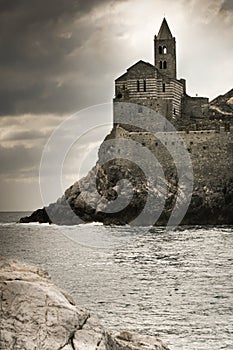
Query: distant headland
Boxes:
[{"xmin": 20, "ymin": 19, "xmax": 233, "ymax": 226}]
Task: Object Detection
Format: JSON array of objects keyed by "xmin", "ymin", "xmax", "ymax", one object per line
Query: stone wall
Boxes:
[
  {"xmin": 114, "ymin": 61, "xmax": 185, "ymax": 121},
  {"xmin": 182, "ymin": 95, "xmax": 209, "ymax": 119},
  {"xmin": 111, "ymin": 125, "xmax": 233, "ymax": 189},
  {"xmin": 182, "ymin": 130, "xmax": 233, "ymax": 186},
  {"xmin": 114, "ymin": 80, "xmax": 210, "ymax": 127}
]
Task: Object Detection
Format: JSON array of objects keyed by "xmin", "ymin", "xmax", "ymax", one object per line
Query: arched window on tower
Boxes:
[
  {"xmin": 162, "ymin": 83, "xmax": 166, "ymax": 92},
  {"xmin": 159, "ymin": 46, "xmax": 163, "ymax": 54},
  {"xmin": 143, "ymin": 80, "xmax": 146, "ymax": 92},
  {"xmin": 159, "ymin": 61, "xmax": 163, "ymax": 69},
  {"xmin": 137, "ymin": 80, "xmax": 140, "ymax": 92},
  {"xmin": 163, "ymin": 61, "xmax": 167, "ymax": 69},
  {"xmin": 163, "ymin": 46, "xmax": 167, "ymax": 54}
]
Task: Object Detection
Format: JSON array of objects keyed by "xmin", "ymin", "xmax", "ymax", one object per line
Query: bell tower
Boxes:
[{"xmin": 154, "ymin": 18, "xmax": 177, "ymax": 79}]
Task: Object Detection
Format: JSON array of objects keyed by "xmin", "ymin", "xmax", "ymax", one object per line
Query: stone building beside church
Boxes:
[{"xmin": 114, "ymin": 18, "xmax": 209, "ymax": 129}]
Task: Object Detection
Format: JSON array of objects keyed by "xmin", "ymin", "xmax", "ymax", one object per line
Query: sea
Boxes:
[{"xmin": 0, "ymin": 211, "xmax": 232, "ymax": 350}]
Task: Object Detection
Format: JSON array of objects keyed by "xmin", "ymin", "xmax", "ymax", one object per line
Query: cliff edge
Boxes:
[{"xmin": 20, "ymin": 123, "xmax": 233, "ymax": 226}]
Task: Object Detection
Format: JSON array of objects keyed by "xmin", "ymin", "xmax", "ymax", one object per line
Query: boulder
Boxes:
[{"xmin": 0, "ymin": 258, "xmax": 170, "ymax": 350}]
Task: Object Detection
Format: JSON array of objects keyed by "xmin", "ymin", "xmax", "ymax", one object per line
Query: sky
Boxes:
[{"xmin": 0, "ymin": 0, "xmax": 233, "ymax": 211}]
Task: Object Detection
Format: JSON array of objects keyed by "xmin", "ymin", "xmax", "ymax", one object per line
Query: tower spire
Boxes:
[{"xmin": 157, "ymin": 18, "xmax": 173, "ymax": 40}]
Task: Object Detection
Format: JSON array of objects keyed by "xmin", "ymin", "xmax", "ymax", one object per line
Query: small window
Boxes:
[
  {"xmin": 159, "ymin": 61, "xmax": 163, "ymax": 69},
  {"xmin": 123, "ymin": 84, "xmax": 125, "ymax": 90},
  {"xmin": 174, "ymin": 108, "xmax": 176, "ymax": 115},
  {"xmin": 162, "ymin": 83, "xmax": 166, "ymax": 92},
  {"xmin": 143, "ymin": 80, "xmax": 146, "ymax": 92},
  {"xmin": 163, "ymin": 61, "xmax": 167, "ymax": 69},
  {"xmin": 163, "ymin": 46, "xmax": 167, "ymax": 54},
  {"xmin": 159, "ymin": 46, "xmax": 163, "ymax": 54},
  {"xmin": 137, "ymin": 80, "xmax": 140, "ymax": 92}
]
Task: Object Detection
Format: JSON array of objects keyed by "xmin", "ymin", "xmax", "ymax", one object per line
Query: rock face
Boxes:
[
  {"xmin": 210, "ymin": 88, "xmax": 233, "ymax": 118},
  {"xmin": 19, "ymin": 175, "xmax": 233, "ymax": 226},
  {"xmin": 20, "ymin": 124, "xmax": 233, "ymax": 226},
  {"xmin": 19, "ymin": 208, "xmax": 52, "ymax": 224},
  {"xmin": 0, "ymin": 258, "xmax": 170, "ymax": 350}
]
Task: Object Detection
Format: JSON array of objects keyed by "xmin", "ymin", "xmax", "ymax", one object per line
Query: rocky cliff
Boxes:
[
  {"xmin": 210, "ymin": 88, "xmax": 233, "ymax": 119},
  {"xmin": 20, "ymin": 123, "xmax": 233, "ymax": 226},
  {"xmin": 0, "ymin": 258, "xmax": 170, "ymax": 350}
]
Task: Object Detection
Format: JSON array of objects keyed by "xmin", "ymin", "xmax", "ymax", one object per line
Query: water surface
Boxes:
[{"xmin": 0, "ymin": 212, "xmax": 232, "ymax": 350}]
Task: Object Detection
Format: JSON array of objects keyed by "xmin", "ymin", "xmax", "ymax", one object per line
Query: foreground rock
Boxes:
[{"xmin": 0, "ymin": 258, "xmax": 170, "ymax": 350}]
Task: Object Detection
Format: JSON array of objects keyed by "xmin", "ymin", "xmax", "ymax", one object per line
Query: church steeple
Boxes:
[
  {"xmin": 157, "ymin": 18, "xmax": 173, "ymax": 40},
  {"xmin": 154, "ymin": 18, "xmax": 177, "ymax": 79}
]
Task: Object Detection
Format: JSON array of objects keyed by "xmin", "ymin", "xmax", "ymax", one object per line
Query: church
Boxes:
[{"xmin": 114, "ymin": 18, "xmax": 209, "ymax": 129}]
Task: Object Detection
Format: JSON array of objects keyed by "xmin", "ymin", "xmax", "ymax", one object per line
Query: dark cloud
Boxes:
[
  {"xmin": 0, "ymin": 0, "xmax": 127, "ymax": 115},
  {"xmin": 0, "ymin": 144, "xmax": 41, "ymax": 176},
  {"xmin": 217, "ymin": 0, "xmax": 233, "ymax": 22},
  {"xmin": 0, "ymin": 0, "xmax": 114, "ymax": 23},
  {"xmin": 2, "ymin": 0, "xmax": 231, "ymax": 117},
  {"xmin": 220, "ymin": 0, "xmax": 233, "ymax": 11},
  {"xmin": 0, "ymin": 0, "xmax": 232, "ymax": 211}
]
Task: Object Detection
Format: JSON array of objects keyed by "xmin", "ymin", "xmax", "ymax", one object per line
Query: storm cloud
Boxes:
[
  {"xmin": 0, "ymin": 0, "xmax": 232, "ymax": 116},
  {"xmin": 0, "ymin": 0, "xmax": 233, "ymax": 210},
  {"xmin": 0, "ymin": 0, "xmax": 128, "ymax": 115},
  {"xmin": 220, "ymin": 0, "xmax": 233, "ymax": 11}
]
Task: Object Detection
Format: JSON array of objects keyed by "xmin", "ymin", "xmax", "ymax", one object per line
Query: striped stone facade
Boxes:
[
  {"xmin": 114, "ymin": 60, "xmax": 185, "ymax": 121},
  {"xmin": 113, "ymin": 18, "xmax": 208, "ymax": 128}
]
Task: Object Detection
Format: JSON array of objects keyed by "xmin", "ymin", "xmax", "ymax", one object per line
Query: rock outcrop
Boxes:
[
  {"xmin": 210, "ymin": 88, "xmax": 233, "ymax": 118},
  {"xmin": 20, "ymin": 104, "xmax": 233, "ymax": 227},
  {"xmin": 19, "ymin": 176, "xmax": 233, "ymax": 226},
  {"xmin": 0, "ymin": 258, "xmax": 170, "ymax": 350}
]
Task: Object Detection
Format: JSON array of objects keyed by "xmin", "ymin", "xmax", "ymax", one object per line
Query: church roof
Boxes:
[
  {"xmin": 115, "ymin": 60, "xmax": 156, "ymax": 81},
  {"xmin": 157, "ymin": 18, "xmax": 173, "ymax": 39},
  {"xmin": 115, "ymin": 72, "xmax": 128, "ymax": 82},
  {"xmin": 127, "ymin": 60, "xmax": 155, "ymax": 72}
]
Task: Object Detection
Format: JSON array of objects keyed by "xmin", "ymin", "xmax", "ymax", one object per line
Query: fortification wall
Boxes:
[
  {"xmin": 182, "ymin": 95, "xmax": 209, "ymax": 119},
  {"xmin": 104, "ymin": 125, "xmax": 233, "ymax": 190},
  {"xmin": 182, "ymin": 130, "xmax": 233, "ymax": 186},
  {"xmin": 113, "ymin": 98, "xmax": 175, "ymax": 125}
]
